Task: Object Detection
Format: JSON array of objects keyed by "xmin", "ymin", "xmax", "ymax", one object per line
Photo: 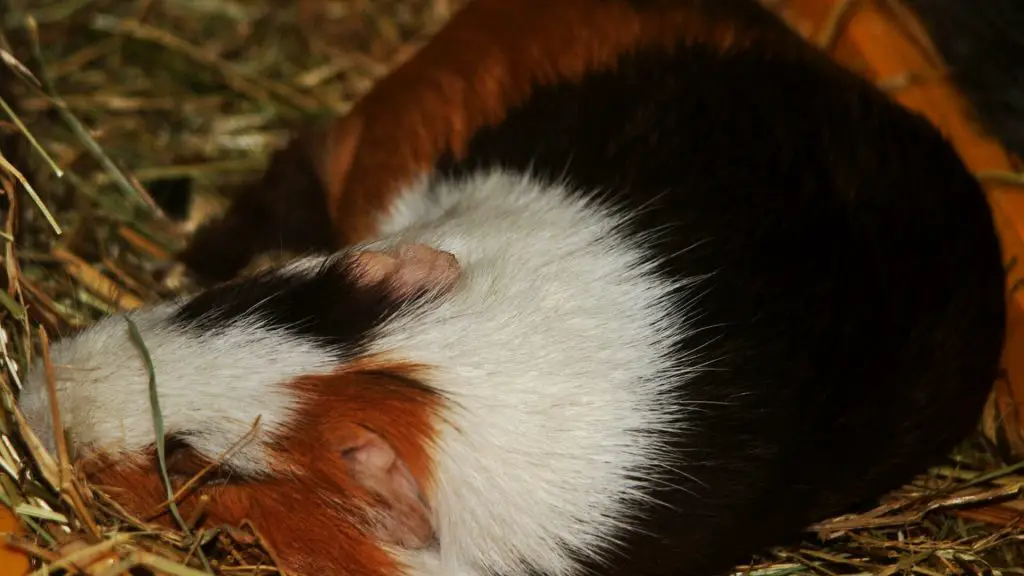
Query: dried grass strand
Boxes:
[
  {"xmin": 0, "ymin": 148, "xmax": 61, "ymax": 235},
  {"xmin": 24, "ymin": 14, "xmax": 162, "ymax": 216}
]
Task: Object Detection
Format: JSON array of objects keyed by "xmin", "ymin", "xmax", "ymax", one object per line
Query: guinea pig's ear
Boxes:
[
  {"xmin": 341, "ymin": 425, "xmax": 434, "ymax": 549},
  {"xmin": 349, "ymin": 244, "xmax": 461, "ymax": 299}
]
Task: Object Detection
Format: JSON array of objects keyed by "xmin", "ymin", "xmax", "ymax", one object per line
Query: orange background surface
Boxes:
[{"xmin": 0, "ymin": 503, "xmax": 30, "ymax": 576}]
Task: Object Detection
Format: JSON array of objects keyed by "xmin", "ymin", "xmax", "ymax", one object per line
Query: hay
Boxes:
[
  {"xmin": 0, "ymin": 1, "xmax": 1021, "ymax": 575},
  {"xmin": 0, "ymin": 1, "xmax": 451, "ymax": 573}
]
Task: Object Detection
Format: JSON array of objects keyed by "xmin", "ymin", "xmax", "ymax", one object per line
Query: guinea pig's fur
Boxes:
[{"xmin": 18, "ymin": 1, "xmax": 1008, "ymax": 576}]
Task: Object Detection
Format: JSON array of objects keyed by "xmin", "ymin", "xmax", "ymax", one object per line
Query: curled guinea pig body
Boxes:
[{"xmin": 18, "ymin": 1, "xmax": 1008, "ymax": 576}]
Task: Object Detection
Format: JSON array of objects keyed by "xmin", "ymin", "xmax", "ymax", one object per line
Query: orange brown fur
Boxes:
[
  {"xmin": 282, "ymin": 361, "xmax": 443, "ymax": 503},
  {"xmin": 76, "ymin": 360, "xmax": 442, "ymax": 576},
  {"xmin": 83, "ymin": 455, "xmax": 402, "ymax": 576}
]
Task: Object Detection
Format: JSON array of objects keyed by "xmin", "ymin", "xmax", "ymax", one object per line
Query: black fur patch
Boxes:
[
  {"xmin": 177, "ymin": 130, "xmax": 335, "ymax": 286},
  {"xmin": 171, "ymin": 256, "xmax": 404, "ymax": 360},
  {"xmin": 437, "ymin": 4, "xmax": 1006, "ymax": 575},
  {"xmin": 148, "ymin": 176, "xmax": 194, "ymax": 222}
]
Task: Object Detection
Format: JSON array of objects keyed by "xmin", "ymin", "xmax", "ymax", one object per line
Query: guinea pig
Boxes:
[{"xmin": 17, "ymin": 1, "xmax": 1008, "ymax": 575}]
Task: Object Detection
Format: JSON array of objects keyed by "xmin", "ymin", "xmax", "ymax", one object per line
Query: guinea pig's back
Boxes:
[{"xmin": 435, "ymin": 35, "xmax": 1007, "ymax": 575}]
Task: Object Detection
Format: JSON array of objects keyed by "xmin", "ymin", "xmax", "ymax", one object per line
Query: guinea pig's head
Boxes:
[{"xmin": 17, "ymin": 244, "xmax": 461, "ymax": 576}]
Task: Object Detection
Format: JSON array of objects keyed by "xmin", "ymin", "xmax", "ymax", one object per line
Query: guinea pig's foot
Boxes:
[{"xmin": 350, "ymin": 244, "xmax": 461, "ymax": 299}]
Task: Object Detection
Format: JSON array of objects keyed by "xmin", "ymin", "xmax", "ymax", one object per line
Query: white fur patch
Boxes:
[
  {"xmin": 18, "ymin": 302, "xmax": 341, "ymax": 475},
  {"xmin": 18, "ymin": 168, "xmax": 704, "ymax": 576},
  {"xmin": 366, "ymin": 170, "xmax": 703, "ymax": 576}
]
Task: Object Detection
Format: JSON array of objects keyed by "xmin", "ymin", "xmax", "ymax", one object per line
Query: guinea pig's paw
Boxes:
[
  {"xmin": 349, "ymin": 244, "xmax": 461, "ymax": 299},
  {"xmin": 341, "ymin": 425, "xmax": 435, "ymax": 549}
]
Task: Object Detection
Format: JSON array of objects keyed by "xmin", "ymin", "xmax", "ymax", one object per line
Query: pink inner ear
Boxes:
[
  {"xmin": 341, "ymin": 428, "xmax": 434, "ymax": 549},
  {"xmin": 350, "ymin": 244, "xmax": 460, "ymax": 298}
]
